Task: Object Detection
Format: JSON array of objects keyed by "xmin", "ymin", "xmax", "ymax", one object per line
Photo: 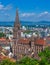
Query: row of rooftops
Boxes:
[
  {"xmin": 0, "ymin": 37, "xmax": 10, "ymax": 42},
  {"xmin": 0, "ymin": 39, "xmax": 50, "ymax": 61},
  {"xmin": 16, "ymin": 37, "xmax": 50, "ymax": 46},
  {"xmin": 0, "ymin": 45, "xmax": 16, "ymax": 62},
  {"xmin": 0, "ymin": 54, "xmax": 16, "ymax": 62},
  {"xmin": 0, "ymin": 37, "xmax": 50, "ymax": 46}
]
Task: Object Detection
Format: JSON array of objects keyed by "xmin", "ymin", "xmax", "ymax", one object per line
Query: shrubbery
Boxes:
[
  {"xmin": 0, "ymin": 32, "xmax": 6, "ymax": 38},
  {"xmin": 0, "ymin": 47, "xmax": 50, "ymax": 65}
]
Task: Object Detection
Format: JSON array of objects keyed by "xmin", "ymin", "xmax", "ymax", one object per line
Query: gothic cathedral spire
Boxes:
[
  {"xmin": 13, "ymin": 9, "xmax": 21, "ymax": 39},
  {"xmin": 14, "ymin": 9, "xmax": 20, "ymax": 27}
]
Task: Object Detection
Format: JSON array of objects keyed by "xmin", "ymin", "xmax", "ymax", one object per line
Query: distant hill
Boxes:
[{"xmin": 0, "ymin": 21, "xmax": 50, "ymax": 27}]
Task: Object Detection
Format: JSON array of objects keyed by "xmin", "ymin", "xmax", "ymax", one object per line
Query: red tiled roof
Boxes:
[
  {"xmin": 18, "ymin": 38, "xmax": 30, "ymax": 44},
  {"xmin": 0, "ymin": 37, "xmax": 6, "ymax": 41},
  {"xmin": 0, "ymin": 54, "xmax": 16, "ymax": 62},
  {"xmin": 0, "ymin": 37, "xmax": 10, "ymax": 41},
  {"xmin": 0, "ymin": 37, "xmax": 11, "ymax": 45},
  {"xmin": 35, "ymin": 38, "xmax": 46, "ymax": 45}
]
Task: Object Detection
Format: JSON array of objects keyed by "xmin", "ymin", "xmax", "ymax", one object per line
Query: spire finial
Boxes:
[{"xmin": 14, "ymin": 8, "xmax": 20, "ymax": 25}]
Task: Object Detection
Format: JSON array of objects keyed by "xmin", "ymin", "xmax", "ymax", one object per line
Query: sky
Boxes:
[{"xmin": 0, "ymin": 0, "xmax": 50, "ymax": 22}]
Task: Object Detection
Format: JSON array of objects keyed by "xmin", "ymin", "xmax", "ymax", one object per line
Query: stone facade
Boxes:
[
  {"xmin": 13, "ymin": 9, "xmax": 21, "ymax": 40},
  {"xmin": 12, "ymin": 10, "xmax": 49, "ymax": 60}
]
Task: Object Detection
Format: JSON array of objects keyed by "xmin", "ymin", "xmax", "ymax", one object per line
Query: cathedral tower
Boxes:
[
  {"xmin": 13, "ymin": 9, "xmax": 21, "ymax": 39},
  {"xmin": 12, "ymin": 9, "xmax": 21, "ymax": 58}
]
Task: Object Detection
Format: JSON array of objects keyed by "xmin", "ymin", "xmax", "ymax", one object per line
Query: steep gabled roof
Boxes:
[
  {"xmin": 18, "ymin": 38, "xmax": 30, "ymax": 44},
  {"xmin": 35, "ymin": 38, "xmax": 46, "ymax": 45}
]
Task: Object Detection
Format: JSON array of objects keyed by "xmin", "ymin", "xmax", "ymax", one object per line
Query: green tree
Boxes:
[
  {"xmin": 39, "ymin": 47, "xmax": 50, "ymax": 65},
  {"xmin": 0, "ymin": 59, "xmax": 16, "ymax": 65},
  {"xmin": 0, "ymin": 32, "xmax": 6, "ymax": 38},
  {"xmin": 0, "ymin": 47, "xmax": 50, "ymax": 65},
  {"xmin": 17, "ymin": 56, "xmax": 39, "ymax": 65}
]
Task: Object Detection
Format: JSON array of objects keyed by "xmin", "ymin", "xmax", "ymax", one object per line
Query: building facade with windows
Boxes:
[{"xmin": 12, "ymin": 10, "xmax": 50, "ymax": 60}]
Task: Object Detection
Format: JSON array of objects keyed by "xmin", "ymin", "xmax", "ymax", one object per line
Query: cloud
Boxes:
[
  {"xmin": 38, "ymin": 11, "xmax": 49, "ymax": 17},
  {"xmin": 0, "ymin": 4, "xmax": 4, "ymax": 10},
  {"xmin": 37, "ymin": 11, "xmax": 50, "ymax": 21},
  {"xmin": 20, "ymin": 11, "xmax": 50, "ymax": 21},
  {"xmin": 20, "ymin": 13, "xmax": 35, "ymax": 17},
  {"xmin": 0, "ymin": 2, "xmax": 12, "ymax": 21},
  {"xmin": 4, "ymin": 13, "xmax": 10, "ymax": 17},
  {"xmin": 4, "ymin": 4, "xmax": 12, "ymax": 10},
  {"xmin": 0, "ymin": 3, "xmax": 12, "ymax": 11},
  {"xmin": 20, "ymin": 11, "xmax": 49, "ymax": 18}
]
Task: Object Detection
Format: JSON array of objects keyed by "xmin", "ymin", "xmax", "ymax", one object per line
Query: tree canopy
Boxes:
[
  {"xmin": 0, "ymin": 47, "xmax": 50, "ymax": 65},
  {"xmin": 0, "ymin": 59, "xmax": 16, "ymax": 65},
  {"xmin": 0, "ymin": 32, "xmax": 6, "ymax": 38}
]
